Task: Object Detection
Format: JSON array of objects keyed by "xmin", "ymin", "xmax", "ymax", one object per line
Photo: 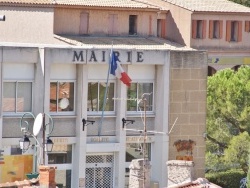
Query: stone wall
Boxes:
[{"xmin": 169, "ymin": 51, "xmax": 207, "ymax": 178}]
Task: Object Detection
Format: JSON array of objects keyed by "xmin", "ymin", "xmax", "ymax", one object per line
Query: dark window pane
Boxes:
[
  {"xmin": 17, "ymin": 82, "xmax": 32, "ymax": 112},
  {"xmin": 3, "ymin": 82, "xmax": 15, "ymax": 112}
]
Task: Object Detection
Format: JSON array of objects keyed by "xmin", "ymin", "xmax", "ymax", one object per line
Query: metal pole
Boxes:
[
  {"xmin": 143, "ymin": 97, "xmax": 147, "ymax": 188},
  {"xmin": 42, "ymin": 113, "xmax": 45, "ymax": 165}
]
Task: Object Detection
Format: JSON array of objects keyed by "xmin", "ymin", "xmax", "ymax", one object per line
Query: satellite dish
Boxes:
[
  {"xmin": 59, "ymin": 98, "xmax": 69, "ymax": 109},
  {"xmin": 33, "ymin": 113, "xmax": 43, "ymax": 136}
]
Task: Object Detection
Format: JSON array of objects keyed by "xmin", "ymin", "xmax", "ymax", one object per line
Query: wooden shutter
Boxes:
[
  {"xmin": 238, "ymin": 21, "xmax": 242, "ymax": 42},
  {"xmin": 245, "ymin": 21, "xmax": 250, "ymax": 32},
  {"xmin": 79, "ymin": 12, "xmax": 89, "ymax": 35},
  {"xmin": 226, "ymin": 20, "xmax": 231, "ymax": 41},
  {"xmin": 209, "ymin": 20, "xmax": 213, "ymax": 39},
  {"xmin": 108, "ymin": 14, "xmax": 118, "ymax": 35},
  {"xmin": 149, "ymin": 15, "xmax": 152, "ymax": 36},
  {"xmin": 192, "ymin": 20, "xmax": 197, "ymax": 38},
  {"xmin": 161, "ymin": 19, "xmax": 166, "ymax": 38},
  {"xmin": 219, "ymin": 20, "xmax": 223, "ymax": 39},
  {"xmin": 202, "ymin": 20, "xmax": 207, "ymax": 38}
]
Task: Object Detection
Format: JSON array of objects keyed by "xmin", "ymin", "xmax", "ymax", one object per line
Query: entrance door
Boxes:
[{"xmin": 85, "ymin": 154, "xmax": 114, "ymax": 188}]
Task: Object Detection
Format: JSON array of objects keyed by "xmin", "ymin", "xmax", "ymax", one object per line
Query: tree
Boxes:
[
  {"xmin": 228, "ymin": 0, "xmax": 250, "ymax": 7},
  {"xmin": 206, "ymin": 66, "xmax": 250, "ymax": 172},
  {"xmin": 247, "ymin": 152, "xmax": 250, "ymax": 187},
  {"xmin": 224, "ymin": 132, "xmax": 250, "ymax": 173}
]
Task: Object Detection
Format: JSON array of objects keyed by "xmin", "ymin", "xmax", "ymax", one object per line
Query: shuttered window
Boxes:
[
  {"xmin": 108, "ymin": 14, "xmax": 118, "ymax": 35},
  {"xmin": 79, "ymin": 12, "xmax": 89, "ymax": 35},
  {"xmin": 226, "ymin": 20, "xmax": 242, "ymax": 42},
  {"xmin": 209, "ymin": 20, "xmax": 223, "ymax": 39},
  {"xmin": 192, "ymin": 20, "xmax": 206, "ymax": 39},
  {"xmin": 157, "ymin": 19, "xmax": 166, "ymax": 38},
  {"xmin": 245, "ymin": 21, "xmax": 250, "ymax": 32}
]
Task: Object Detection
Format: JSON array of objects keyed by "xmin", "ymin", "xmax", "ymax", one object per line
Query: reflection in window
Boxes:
[
  {"xmin": 126, "ymin": 143, "xmax": 151, "ymax": 162},
  {"xmin": 55, "ymin": 170, "xmax": 71, "ymax": 188},
  {"xmin": 127, "ymin": 83, "xmax": 153, "ymax": 112},
  {"xmin": 87, "ymin": 82, "xmax": 115, "ymax": 112},
  {"xmin": 50, "ymin": 82, "xmax": 74, "ymax": 112},
  {"xmin": 48, "ymin": 145, "xmax": 72, "ymax": 164},
  {"xmin": 3, "ymin": 82, "xmax": 32, "ymax": 113}
]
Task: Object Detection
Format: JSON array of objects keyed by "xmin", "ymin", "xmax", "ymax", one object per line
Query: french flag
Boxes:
[{"xmin": 110, "ymin": 51, "xmax": 132, "ymax": 87}]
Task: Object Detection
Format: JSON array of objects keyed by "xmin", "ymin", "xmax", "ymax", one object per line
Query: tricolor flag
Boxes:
[{"xmin": 110, "ymin": 51, "xmax": 132, "ymax": 87}]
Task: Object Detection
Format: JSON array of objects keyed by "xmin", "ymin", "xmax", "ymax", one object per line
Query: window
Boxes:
[
  {"xmin": 226, "ymin": 20, "xmax": 242, "ymax": 42},
  {"xmin": 50, "ymin": 82, "xmax": 75, "ymax": 112},
  {"xmin": 79, "ymin": 12, "xmax": 89, "ymax": 35},
  {"xmin": 108, "ymin": 14, "xmax": 118, "ymax": 35},
  {"xmin": 126, "ymin": 143, "xmax": 151, "ymax": 162},
  {"xmin": 209, "ymin": 20, "xmax": 223, "ymax": 39},
  {"xmin": 3, "ymin": 82, "xmax": 32, "ymax": 113},
  {"xmin": 87, "ymin": 82, "xmax": 115, "ymax": 112},
  {"xmin": 245, "ymin": 21, "xmax": 250, "ymax": 32},
  {"xmin": 129, "ymin": 15, "xmax": 137, "ymax": 35},
  {"xmin": 157, "ymin": 19, "xmax": 166, "ymax": 38},
  {"xmin": 192, "ymin": 20, "xmax": 206, "ymax": 39},
  {"xmin": 127, "ymin": 83, "xmax": 153, "ymax": 112}
]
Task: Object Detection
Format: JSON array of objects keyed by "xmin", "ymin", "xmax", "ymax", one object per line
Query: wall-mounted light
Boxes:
[
  {"xmin": 0, "ymin": 15, "xmax": 5, "ymax": 21},
  {"xmin": 122, "ymin": 118, "xmax": 135, "ymax": 129},
  {"xmin": 82, "ymin": 118, "xmax": 95, "ymax": 131}
]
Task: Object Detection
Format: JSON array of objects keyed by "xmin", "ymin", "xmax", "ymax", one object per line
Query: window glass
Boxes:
[
  {"xmin": 213, "ymin": 21, "xmax": 219, "ymax": 39},
  {"xmin": 231, "ymin": 21, "xmax": 238, "ymax": 41},
  {"xmin": 87, "ymin": 82, "xmax": 114, "ymax": 112},
  {"xmin": 48, "ymin": 145, "xmax": 72, "ymax": 164},
  {"xmin": 127, "ymin": 83, "xmax": 153, "ymax": 112},
  {"xmin": 3, "ymin": 82, "xmax": 32, "ymax": 113},
  {"xmin": 196, "ymin": 20, "xmax": 203, "ymax": 38},
  {"xmin": 55, "ymin": 170, "xmax": 71, "ymax": 188},
  {"xmin": 50, "ymin": 82, "xmax": 75, "ymax": 112},
  {"xmin": 129, "ymin": 15, "xmax": 137, "ymax": 35},
  {"xmin": 126, "ymin": 143, "xmax": 151, "ymax": 162}
]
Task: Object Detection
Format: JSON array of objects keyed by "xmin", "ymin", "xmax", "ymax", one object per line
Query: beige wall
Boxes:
[
  {"xmin": 0, "ymin": 6, "xmax": 63, "ymax": 44},
  {"xmin": 54, "ymin": 8, "xmax": 160, "ymax": 37},
  {"xmin": 166, "ymin": 4, "xmax": 192, "ymax": 46},
  {"xmin": 169, "ymin": 51, "xmax": 207, "ymax": 178},
  {"xmin": 191, "ymin": 13, "xmax": 250, "ymax": 49}
]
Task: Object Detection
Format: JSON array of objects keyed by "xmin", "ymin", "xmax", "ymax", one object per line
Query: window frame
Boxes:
[
  {"xmin": 226, "ymin": 20, "xmax": 242, "ymax": 42},
  {"xmin": 87, "ymin": 81, "xmax": 116, "ymax": 116},
  {"xmin": 126, "ymin": 81, "xmax": 154, "ymax": 114},
  {"xmin": 192, "ymin": 20, "xmax": 206, "ymax": 39},
  {"xmin": 129, "ymin": 15, "xmax": 138, "ymax": 35},
  {"xmin": 3, "ymin": 80, "xmax": 33, "ymax": 115},
  {"xmin": 209, "ymin": 20, "xmax": 223, "ymax": 39},
  {"xmin": 49, "ymin": 80, "xmax": 76, "ymax": 115}
]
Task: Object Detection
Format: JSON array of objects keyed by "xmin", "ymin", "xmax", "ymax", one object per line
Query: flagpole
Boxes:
[{"xmin": 98, "ymin": 43, "xmax": 113, "ymax": 136}]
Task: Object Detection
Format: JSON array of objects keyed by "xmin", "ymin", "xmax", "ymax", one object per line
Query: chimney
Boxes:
[
  {"xmin": 166, "ymin": 160, "xmax": 194, "ymax": 187},
  {"xmin": 39, "ymin": 165, "xmax": 57, "ymax": 188}
]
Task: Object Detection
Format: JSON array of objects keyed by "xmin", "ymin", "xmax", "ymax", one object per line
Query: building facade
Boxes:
[{"xmin": 0, "ymin": 0, "xmax": 207, "ymax": 188}]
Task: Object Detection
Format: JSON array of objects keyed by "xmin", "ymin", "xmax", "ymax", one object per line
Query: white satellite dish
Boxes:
[
  {"xmin": 59, "ymin": 98, "xmax": 69, "ymax": 109},
  {"xmin": 33, "ymin": 113, "xmax": 43, "ymax": 136}
]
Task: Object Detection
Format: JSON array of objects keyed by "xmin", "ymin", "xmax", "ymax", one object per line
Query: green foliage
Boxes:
[
  {"xmin": 224, "ymin": 132, "xmax": 250, "ymax": 173},
  {"xmin": 206, "ymin": 169, "xmax": 246, "ymax": 188},
  {"xmin": 206, "ymin": 66, "xmax": 250, "ymax": 172},
  {"xmin": 247, "ymin": 154, "xmax": 250, "ymax": 188},
  {"xmin": 229, "ymin": 0, "xmax": 250, "ymax": 7}
]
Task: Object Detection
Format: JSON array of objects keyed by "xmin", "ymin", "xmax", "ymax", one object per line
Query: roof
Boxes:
[
  {"xmin": 54, "ymin": 35, "xmax": 195, "ymax": 51},
  {"xmin": 162, "ymin": 0, "xmax": 250, "ymax": 13},
  {"xmin": 0, "ymin": 0, "xmax": 160, "ymax": 9},
  {"xmin": 167, "ymin": 178, "xmax": 222, "ymax": 188}
]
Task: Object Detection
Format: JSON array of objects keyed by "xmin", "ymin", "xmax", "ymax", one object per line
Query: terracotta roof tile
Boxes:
[
  {"xmin": 54, "ymin": 35, "xmax": 194, "ymax": 51},
  {"xmin": 0, "ymin": 0, "xmax": 159, "ymax": 9},
  {"xmin": 162, "ymin": 0, "xmax": 250, "ymax": 13}
]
